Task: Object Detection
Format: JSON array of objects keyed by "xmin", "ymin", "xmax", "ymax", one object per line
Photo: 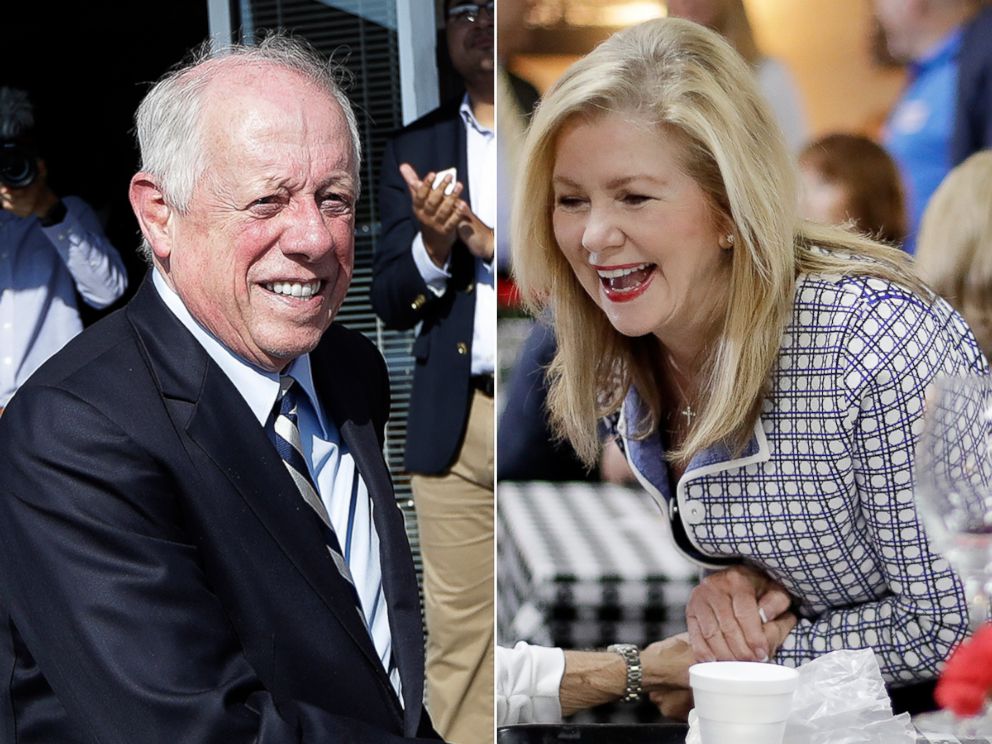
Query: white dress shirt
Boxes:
[
  {"xmin": 152, "ymin": 270, "xmax": 399, "ymax": 699},
  {"xmin": 0, "ymin": 196, "xmax": 127, "ymax": 406},
  {"xmin": 410, "ymin": 93, "xmax": 495, "ymax": 376},
  {"xmin": 497, "ymin": 642, "xmax": 565, "ymax": 725}
]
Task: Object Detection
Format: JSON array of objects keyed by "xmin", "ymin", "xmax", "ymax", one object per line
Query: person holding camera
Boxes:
[{"xmin": 0, "ymin": 87, "xmax": 126, "ymax": 413}]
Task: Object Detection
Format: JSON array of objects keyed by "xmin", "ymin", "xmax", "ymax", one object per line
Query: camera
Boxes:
[{"xmin": 0, "ymin": 140, "xmax": 38, "ymax": 189}]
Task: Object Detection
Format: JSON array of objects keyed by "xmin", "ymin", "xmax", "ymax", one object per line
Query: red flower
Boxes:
[{"xmin": 936, "ymin": 624, "xmax": 992, "ymax": 717}]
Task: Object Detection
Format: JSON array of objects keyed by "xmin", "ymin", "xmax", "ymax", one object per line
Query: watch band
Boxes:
[{"xmin": 607, "ymin": 643, "xmax": 642, "ymax": 703}]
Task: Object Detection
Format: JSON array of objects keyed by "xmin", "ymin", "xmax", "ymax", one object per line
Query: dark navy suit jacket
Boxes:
[
  {"xmin": 952, "ymin": 5, "xmax": 992, "ymax": 165},
  {"xmin": 371, "ymin": 99, "xmax": 478, "ymax": 476},
  {"xmin": 0, "ymin": 277, "xmax": 441, "ymax": 743}
]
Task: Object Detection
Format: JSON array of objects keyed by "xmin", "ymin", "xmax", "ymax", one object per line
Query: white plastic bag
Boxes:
[{"xmin": 686, "ymin": 649, "xmax": 917, "ymax": 744}]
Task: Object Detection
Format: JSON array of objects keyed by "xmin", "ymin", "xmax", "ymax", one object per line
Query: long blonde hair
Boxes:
[
  {"xmin": 512, "ymin": 18, "xmax": 921, "ymax": 466},
  {"xmin": 916, "ymin": 150, "xmax": 992, "ymax": 360}
]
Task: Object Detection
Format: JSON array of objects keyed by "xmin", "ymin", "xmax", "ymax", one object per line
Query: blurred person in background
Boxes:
[
  {"xmin": 512, "ymin": 17, "xmax": 982, "ymax": 714},
  {"xmin": 371, "ymin": 1, "xmax": 494, "ymax": 740},
  {"xmin": 916, "ymin": 150, "xmax": 992, "ymax": 360},
  {"xmin": 874, "ymin": 0, "xmax": 992, "ymax": 253},
  {"xmin": 666, "ymin": 0, "xmax": 808, "ymax": 152},
  {"xmin": 798, "ymin": 133, "xmax": 907, "ymax": 245},
  {"xmin": 0, "ymin": 87, "xmax": 126, "ymax": 413}
]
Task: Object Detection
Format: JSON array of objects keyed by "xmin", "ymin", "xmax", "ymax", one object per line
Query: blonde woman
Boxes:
[
  {"xmin": 512, "ymin": 18, "xmax": 985, "ymax": 711},
  {"xmin": 916, "ymin": 150, "xmax": 992, "ymax": 360}
]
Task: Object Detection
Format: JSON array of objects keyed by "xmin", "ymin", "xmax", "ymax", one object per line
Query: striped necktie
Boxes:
[{"xmin": 269, "ymin": 377, "xmax": 401, "ymax": 700}]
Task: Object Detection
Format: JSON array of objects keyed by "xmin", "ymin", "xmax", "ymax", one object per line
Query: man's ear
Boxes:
[{"xmin": 129, "ymin": 172, "xmax": 174, "ymax": 260}]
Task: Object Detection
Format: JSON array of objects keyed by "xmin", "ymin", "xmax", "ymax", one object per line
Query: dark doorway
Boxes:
[{"xmin": 2, "ymin": 2, "xmax": 211, "ymax": 315}]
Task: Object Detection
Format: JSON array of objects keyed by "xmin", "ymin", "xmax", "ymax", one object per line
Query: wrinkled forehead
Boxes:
[{"xmin": 198, "ymin": 62, "xmax": 355, "ymax": 165}]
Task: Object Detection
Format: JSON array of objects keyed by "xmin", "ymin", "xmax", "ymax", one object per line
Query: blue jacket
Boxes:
[{"xmin": 952, "ymin": 4, "xmax": 992, "ymax": 165}]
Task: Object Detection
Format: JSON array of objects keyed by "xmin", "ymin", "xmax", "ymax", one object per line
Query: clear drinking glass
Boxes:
[
  {"xmin": 915, "ymin": 374, "xmax": 992, "ymax": 734},
  {"xmin": 915, "ymin": 374, "xmax": 992, "ymax": 631}
]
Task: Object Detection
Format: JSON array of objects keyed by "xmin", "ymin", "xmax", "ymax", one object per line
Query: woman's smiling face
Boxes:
[{"xmin": 551, "ymin": 112, "xmax": 731, "ymax": 344}]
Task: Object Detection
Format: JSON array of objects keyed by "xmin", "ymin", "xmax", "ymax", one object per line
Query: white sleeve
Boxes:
[
  {"xmin": 410, "ymin": 232, "xmax": 451, "ymax": 296},
  {"xmin": 496, "ymin": 642, "xmax": 565, "ymax": 726},
  {"xmin": 41, "ymin": 196, "xmax": 127, "ymax": 308}
]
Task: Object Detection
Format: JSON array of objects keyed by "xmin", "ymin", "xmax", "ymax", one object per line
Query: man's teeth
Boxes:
[
  {"xmin": 264, "ymin": 280, "xmax": 322, "ymax": 298},
  {"xmin": 596, "ymin": 263, "xmax": 652, "ymax": 279}
]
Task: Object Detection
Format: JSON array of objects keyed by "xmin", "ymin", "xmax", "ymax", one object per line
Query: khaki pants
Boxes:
[{"xmin": 412, "ymin": 390, "xmax": 494, "ymax": 744}]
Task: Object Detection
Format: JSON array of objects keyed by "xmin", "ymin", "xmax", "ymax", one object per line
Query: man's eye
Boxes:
[
  {"xmin": 250, "ymin": 196, "xmax": 281, "ymax": 210},
  {"xmin": 320, "ymin": 193, "xmax": 353, "ymax": 211}
]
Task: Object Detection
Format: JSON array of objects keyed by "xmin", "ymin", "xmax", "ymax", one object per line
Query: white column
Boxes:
[
  {"xmin": 397, "ymin": 0, "xmax": 440, "ymax": 124},
  {"xmin": 207, "ymin": 0, "xmax": 235, "ymax": 51}
]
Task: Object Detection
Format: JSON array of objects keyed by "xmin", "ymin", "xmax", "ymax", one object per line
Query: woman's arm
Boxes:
[{"xmin": 774, "ymin": 291, "xmax": 980, "ymax": 684}]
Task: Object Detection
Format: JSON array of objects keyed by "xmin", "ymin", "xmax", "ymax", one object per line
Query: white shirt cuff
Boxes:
[
  {"xmin": 411, "ymin": 233, "xmax": 450, "ymax": 297},
  {"xmin": 497, "ymin": 642, "xmax": 565, "ymax": 726}
]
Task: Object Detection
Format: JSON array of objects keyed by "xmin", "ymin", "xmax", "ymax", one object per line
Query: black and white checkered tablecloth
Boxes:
[
  {"xmin": 497, "ymin": 723, "xmax": 992, "ymax": 743},
  {"xmin": 497, "ymin": 483, "xmax": 992, "ymax": 736},
  {"xmin": 498, "ymin": 481, "xmax": 700, "ymax": 649}
]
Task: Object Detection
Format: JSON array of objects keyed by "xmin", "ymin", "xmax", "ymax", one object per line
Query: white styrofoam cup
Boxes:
[{"xmin": 689, "ymin": 661, "xmax": 799, "ymax": 744}]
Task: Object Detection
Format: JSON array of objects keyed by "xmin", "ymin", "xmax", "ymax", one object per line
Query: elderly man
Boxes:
[{"xmin": 0, "ymin": 38, "xmax": 441, "ymax": 743}]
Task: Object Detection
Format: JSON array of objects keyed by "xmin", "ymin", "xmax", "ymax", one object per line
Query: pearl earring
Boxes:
[{"xmin": 721, "ymin": 233, "xmax": 735, "ymax": 249}]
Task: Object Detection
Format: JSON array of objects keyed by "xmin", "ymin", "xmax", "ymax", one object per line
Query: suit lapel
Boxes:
[
  {"xmin": 454, "ymin": 109, "xmax": 470, "ymax": 207},
  {"xmin": 125, "ymin": 277, "xmax": 388, "ymax": 688},
  {"xmin": 311, "ymin": 338, "xmax": 425, "ymax": 735}
]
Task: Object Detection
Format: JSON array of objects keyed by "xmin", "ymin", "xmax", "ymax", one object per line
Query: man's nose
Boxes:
[
  {"xmin": 580, "ymin": 207, "xmax": 624, "ymax": 255},
  {"xmin": 284, "ymin": 200, "xmax": 335, "ymax": 259}
]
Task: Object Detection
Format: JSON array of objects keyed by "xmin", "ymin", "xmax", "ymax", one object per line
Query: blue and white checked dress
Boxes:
[{"xmin": 618, "ymin": 271, "xmax": 988, "ymax": 686}]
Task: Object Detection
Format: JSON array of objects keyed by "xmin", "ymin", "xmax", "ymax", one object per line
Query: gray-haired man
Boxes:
[{"xmin": 0, "ymin": 37, "xmax": 442, "ymax": 743}]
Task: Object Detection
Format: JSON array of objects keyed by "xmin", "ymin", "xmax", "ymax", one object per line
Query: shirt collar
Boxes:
[
  {"xmin": 912, "ymin": 25, "xmax": 963, "ymax": 75},
  {"xmin": 152, "ymin": 269, "xmax": 324, "ymax": 432},
  {"xmin": 459, "ymin": 93, "xmax": 494, "ymax": 138}
]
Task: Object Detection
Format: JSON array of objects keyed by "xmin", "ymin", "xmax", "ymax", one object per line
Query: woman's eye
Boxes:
[
  {"xmin": 555, "ymin": 195, "xmax": 585, "ymax": 209},
  {"xmin": 621, "ymin": 193, "xmax": 650, "ymax": 205}
]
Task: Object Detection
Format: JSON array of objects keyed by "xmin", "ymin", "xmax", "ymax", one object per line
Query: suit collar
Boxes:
[
  {"xmin": 126, "ymin": 275, "xmax": 414, "ymax": 726},
  {"xmin": 150, "ymin": 269, "xmax": 283, "ymax": 426},
  {"xmin": 309, "ymin": 336, "xmax": 426, "ymax": 731}
]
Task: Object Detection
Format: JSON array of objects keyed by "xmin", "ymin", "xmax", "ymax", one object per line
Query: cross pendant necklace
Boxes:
[{"xmin": 668, "ymin": 357, "xmax": 696, "ymax": 428}]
